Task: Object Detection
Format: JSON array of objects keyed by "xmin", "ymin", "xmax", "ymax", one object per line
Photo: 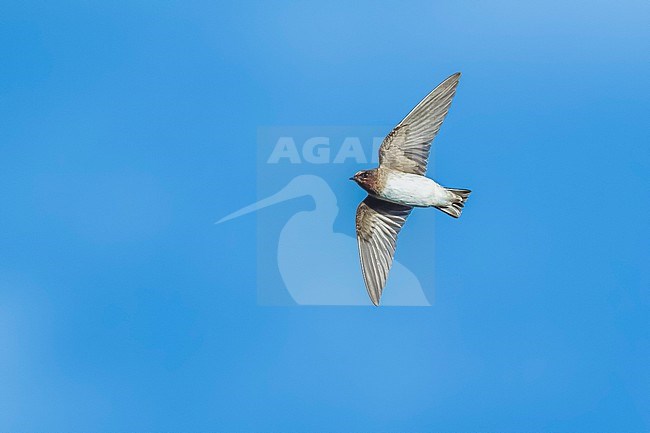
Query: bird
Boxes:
[{"xmin": 350, "ymin": 72, "xmax": 471, "ymax": 306}]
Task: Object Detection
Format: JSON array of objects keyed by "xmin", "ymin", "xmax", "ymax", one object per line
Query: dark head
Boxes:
[{"xmin": 350, "ymin": 169, "xmax": 379, "ymax": 194}]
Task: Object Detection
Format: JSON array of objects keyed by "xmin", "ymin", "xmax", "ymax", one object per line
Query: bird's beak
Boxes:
[
  {"xmin": 349, "ymin": 177, "xmax": 354, "ymax": 181},
  {"xmin": 216, "ymin": 180, "xmax": 307, "ymax": 224}
]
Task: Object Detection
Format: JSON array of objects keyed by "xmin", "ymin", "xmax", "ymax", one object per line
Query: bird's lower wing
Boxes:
[{"xmin": 355, "ymin": 196, "xmax": 412, "ymax": 306}]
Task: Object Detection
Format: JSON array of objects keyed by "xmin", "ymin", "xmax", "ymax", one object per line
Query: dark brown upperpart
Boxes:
[{"xmin": 351, "ymin": 168, "xmax": 385, "ymax": 196}]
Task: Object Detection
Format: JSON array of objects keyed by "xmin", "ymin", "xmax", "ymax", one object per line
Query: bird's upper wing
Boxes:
[
  {"xmin": 379, "ymin": 72, "xmax": 461, "ymax": 175},
  {"xmin": 356, "ymin": 196, "xmax": 412, "ymax": 306}
]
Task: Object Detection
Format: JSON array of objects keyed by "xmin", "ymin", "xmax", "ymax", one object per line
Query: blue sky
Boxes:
[{"xmin": 1, "ymin": 0, "xmax": 649, "ymax": 431}]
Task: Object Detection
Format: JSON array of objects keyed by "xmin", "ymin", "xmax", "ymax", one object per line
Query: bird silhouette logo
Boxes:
[{"xmin": 217, "ymin": 174, "xmax": 430, "ymax": 306}]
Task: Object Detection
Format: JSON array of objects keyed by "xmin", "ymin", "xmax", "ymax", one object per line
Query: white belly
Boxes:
[{"xmin": 379, "ymin": 171, "xmax": 449, "ymax": 207}]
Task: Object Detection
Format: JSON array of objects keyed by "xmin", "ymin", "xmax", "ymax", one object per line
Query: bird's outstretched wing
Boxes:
[
  {"xmin": 355, "ymin": 196, "xmax": 412, "ymax": 306},
  {"xmin": 379, "ymin": 72, "xmax": 461, "ymax": 175}
]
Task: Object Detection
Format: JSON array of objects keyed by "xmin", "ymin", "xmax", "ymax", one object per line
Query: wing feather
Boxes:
[
  {"xmin": 378, "ymin": 73, "xmax": 461, "ymax": 175},
  {"xmin": 355, "ymin": 196, "xmax": 412, "ymax": 306}
]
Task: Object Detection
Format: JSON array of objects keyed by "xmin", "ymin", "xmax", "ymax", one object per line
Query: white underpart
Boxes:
[{"xmin": 379, "ymin": 170, "xmax": 453, "ymax": 207}]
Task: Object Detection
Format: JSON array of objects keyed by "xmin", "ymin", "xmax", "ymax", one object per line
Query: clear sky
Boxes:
[{"xmin": 1, "ymin": 0, "xmax": 649, "ymax": 431}]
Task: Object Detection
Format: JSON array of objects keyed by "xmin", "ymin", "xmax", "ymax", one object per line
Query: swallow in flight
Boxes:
[{"xmin": 351, "ymin": 72, "xmax": 471, "ymax": 306}]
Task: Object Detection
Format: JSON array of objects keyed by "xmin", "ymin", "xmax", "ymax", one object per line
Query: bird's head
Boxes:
[{"xmin": 350, "ymin": 169, "xmax": 379, "ymax": 193}]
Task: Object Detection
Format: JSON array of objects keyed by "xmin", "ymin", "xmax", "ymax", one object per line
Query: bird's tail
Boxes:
[{"xmin": 436, "ymin": 188, "xmax": 471, "ymax": 218}]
